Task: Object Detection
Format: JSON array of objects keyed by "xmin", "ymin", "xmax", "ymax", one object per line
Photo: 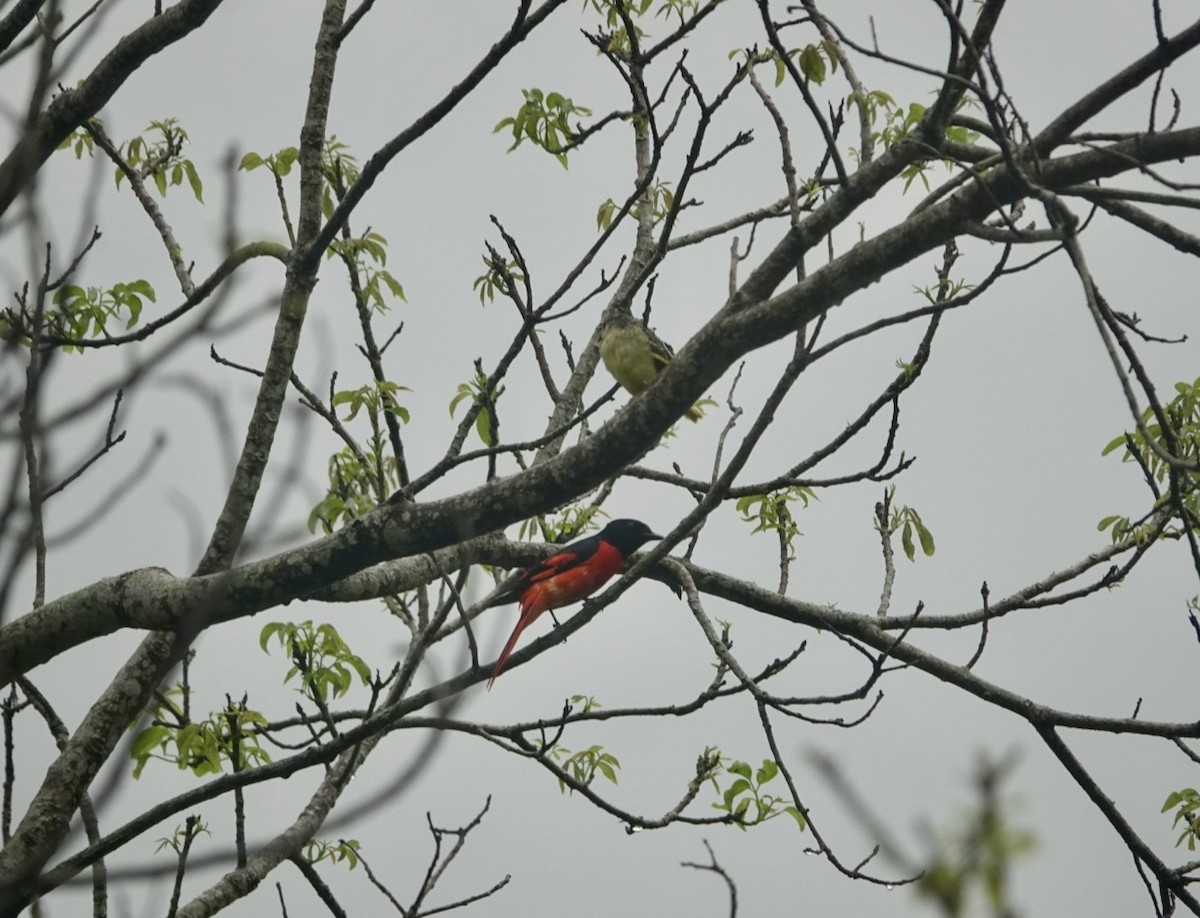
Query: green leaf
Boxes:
[
  {"xmin": 734, "ymin": 495, "xmax": 760, "ymax": 515},
  {"xmin": 276, "ymin": 147, "xmax": 300, "ymax": 175},
  {"xmin": 756, "ymin": 759, "xmax": 779, "ymax": 785},
  {"xmin": 331, "ymin": 666, "xmax": 352, "ymax": 696},
  {"xmin": 378, "ymin": 270, "xmax": 406, "ymax": 301},
  {"xmin": 348, "ymin": 654, "xmax": 372, "ymax": 685},
  {"xmin": 728, "ymin": 760, "xmax": 752, "ymax": 780},
  {"xmin": 1101, "ymin": 433, "xmax": 1130, "ymax": 456},
  {"xmin": 183, "ymin": 159, "xmax": 204, "ymax": 202},
  {"xmin": 596, "ymin": 198, "xmax": 617, "ymax": 231},
  {"xmin": 128, "ymin": 279, "xmax": 156, "ymax": 300},
  {"xmin": 259, "ymin": 622, "xmax": 283, "ymax": 651},
  {"xmin": 131, "ymin": 725, "xmax": 171, "ymax": 760},
  {"xmin": 332, "ymin": 388, "xmax": 365, "ymax": 421},
  {"xmin": 449, "ymin": 385, "xmax": 472, "ymax": 416},
  {"xmin": 820, "ymin": 38, "xmax": 839, "ymax": 74},
  {"xmin": 914, "ymin": 518, "xmax": 935, "ymax": 557},
  {"xmin": 53, "ymin": 284, "xmax": 86, "ymax": 307},
  {"xmin": 122, "ymin": 293, "xmax": 143, "ymax": 328},
  {"xmin": 784, "ymin": 805, "xmax": 806, "ymax": 830},
  {"xmin": 798, "ymin": 44, "xmax": 826, "ymax": 84},
  {"xmin": 475, "ymin": 408, "xmax": 495, "ymax": 446},
  {"xmin": 1165, "ymin": 789, "xmax": 1199, "ymax": 811},
  {"xmin": 239, "ymin": 151, "xmax": 264, "ymax": 172},
  {"xmin": 723, "ymin": 779, "xmax": 750, "ymax": 808}
]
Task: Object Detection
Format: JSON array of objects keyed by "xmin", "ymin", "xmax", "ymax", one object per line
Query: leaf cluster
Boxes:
[
  {"xmin": 449, "ymin": 365, "xmax": 505, "ymax": 446},
  {"xmin": 494, "ymin": 88, "xmax": 593, "ymax": 168},
  {"xmin": 238, "ymin": 146, "xmax": 300, "ymax": 178},
  {"xmin": 916, "ymin": 791, "xmax": 1036, "ymax": 917},
  {"xmin": 117, "ymin": 119, "xmax": 204, "ymax": 202},
  {"xmin": 305, "ymin": 837, "xmax": 362, "ymax": 870},
  {"xmin": 472, "ymin": 254, "xmax": 526, "ymax": 306},
  {"xmin": 546, "ymin": 743, "xmax": 622, "ymax": 793},
  {"xmin": 55, "ymin": 116, "xmax": 99, "ymax": 159},
  {"xmin": 259, "ymin": 620, "xmax": 372, "ymax": 703},
  {"xmin": 49, "ymin": 279, "xmax": 156, "ymax": 351},
  {"xmin": 1100, "ymin": 376, "xmax": 1200, "ymax": 543},
  {"xmin": 320, "ymin": 136, "xmax": 361, "ymax": 217},
  {"xmin": 309, "ymin": 377, "xmax": 411, "ymax": 534},
  {"xmin": 596, "ymin": 180, "xmax": 673, "ymax": 230},
  {"xmin": 309, "ymin": 447, "xmax": 401, "ymax": 534},
  {"xmin": 130, "ymin": 698, "xmax": 271, "ymax": 779},
  {"xmin": 1164, "ymin": 788, "xmax": 1200, "ymax": 850},
  {"xmin": 329, "ymin": 230, "xmax": 407, "ymax": 312},
  {"xmin": 876, "ymin": 487, "xmax": 936, "ymax": 562},
  {"xmin": 847, "ymin": 92, "xmax": 979, "ymax": 188},
  {"xmin": 731, "ymin": 41, "xmax": 838, "ymax": 88},
  {"xmin": 585, "ymin": 0, "xmax": 710, "ymax": 55},
  {"xmin": 736, "ymin": 486, "xmax": 816, "ymax": 561},
  {"xmin": 708, "ymin": 755, "xmax": 805, "ymax": 830},
  {"xmin": 155, "ymin": 818, "xmax": 210, "ymax": 856},
  {"xmin": 333, "ymin": 379, "xmax": 412, "ymax": 426},
  {"xmin": 518, "ymin": 504, "xmax": 606, "ymax": 543}
]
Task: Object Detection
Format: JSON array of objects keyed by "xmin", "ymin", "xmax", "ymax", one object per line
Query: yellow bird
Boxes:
[{"xmin": 599, "ymin": 312, "xmax": 702, "ymax": 422}]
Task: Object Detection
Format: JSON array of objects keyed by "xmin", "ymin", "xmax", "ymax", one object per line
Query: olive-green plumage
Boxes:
[{"xmin": 599, "ymin": 313, "xmax": 702, "ymax": 422}]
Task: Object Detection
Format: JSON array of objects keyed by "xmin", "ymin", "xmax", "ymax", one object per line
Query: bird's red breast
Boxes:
[
  {"xmin": 516, "ymin": 540, "xmax": 626, "ymax": 617},
  {"xmin": 487, "ymin": 541, "xmax": 626, "ymax": 689},
  {"xmin": 487, "ymin": 519, "xmax": 661, "ymax": 689}
]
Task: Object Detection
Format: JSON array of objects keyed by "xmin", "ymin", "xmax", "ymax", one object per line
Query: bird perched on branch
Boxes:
[
  {"xmin": 600, "ymin": 312, "xmax": 703, "ymax": 422},
  {"xmin": 488, "ymin": 518, "xmax": 662, "ymax": 688}
]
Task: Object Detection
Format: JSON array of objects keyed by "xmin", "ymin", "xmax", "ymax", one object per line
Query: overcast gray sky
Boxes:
[{"xmin": 4, "ymin": 2, "xmax": 1200, "ymax": 916}]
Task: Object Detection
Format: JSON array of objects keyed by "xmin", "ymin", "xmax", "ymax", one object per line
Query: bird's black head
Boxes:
[{"xmin": 599, "ymin": 518, "xmax": 662, "ymax": 556}]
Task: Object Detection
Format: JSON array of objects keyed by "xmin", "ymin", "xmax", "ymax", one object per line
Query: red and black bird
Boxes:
[{"xmin": 488, "ymin": 519, "xmax": 662, "ymax": 688}]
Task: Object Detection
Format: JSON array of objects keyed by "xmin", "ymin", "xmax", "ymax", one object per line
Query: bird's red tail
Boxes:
[{"xmin": 487, "ymin": 604, "xmax": 537, "ymax": 690}]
